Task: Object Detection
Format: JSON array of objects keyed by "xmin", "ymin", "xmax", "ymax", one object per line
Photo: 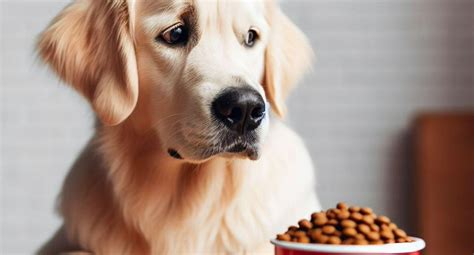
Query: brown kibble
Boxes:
[
  {"xmin": 288, "ymin": 225, "xmax": 298, "ymax": 232},
  {"xmin": 366, "ymin": 232, "xmax": 380, "ymax": 241},
  {"xmin": 277, "ymin": 233, "xmax": 291, "ymax": 241},
  {"xmin": 309, "ymin": 229, "xmax": 323, "ymax": 240},
  {"xmin": 370, "ymin": 224, "xmax": 380, "ymax": 232},
  {"xmin": 360, "ymin": 207, "xmax": 373, "ymax": 215},
  {"xmin": 276, "ymin": 203, "xmax": 412, "ymax": 245},
  {"xmin": 314, "ymin": 234, "xmax": 329, "ymax": 244},
  {"xmin": 326, "ymin": 209, "xmax": 340, "ymax": 219},
  {"xmin": 354, "ymin": 239, "xmax": 369, "ymax": 245},
  {"xmin": 381, "ymin": 229, "xmax": 394, "ymax": 240},
  {"xmin": 342, "ymin": 238, "xmax": 355, "ymax": 245},
  {"xmin": 394, "ymin": 229, "xmax": 407, "ymax": 238},
  {"xmin": 342, "ymin": 228, "xmax": 357, "ymax": 237},
  {"xmin": 361, "ymin": 215, "xmax": 374, "ymax": 225},
  {"xmin": 337, "ymin": 210, "xmax": 351, "ymax": 220},
  {"xmin": 370, "ymin": 240, "xmax": 384, "ymax": 245},
  {"xmin": 322, "ymin": 225, "xmax": 336, "ymax": 235},
  {"xmin": 311, "ymin": 212, "xmax": 325, "ymax": 220},
  {"xmin": 293, "ymin": 230, "xmax": 307, "ymax": 238},
  {"xmin": 326, "ymin": 211, "xmax": 336, "ymax": 219},
  {"xmin": 336, "ymin": 202, "xmax": 348, "ymax": 210},
  {"xmin": 397, "ymin": 237, "xmax": 407, "ymax": 243},
  {"xmin": 341, "ymin": 219, "xmax": 357, "ymax": 228},
  {"xmin": 375, "ymin": 215, "xmax": 391, "ymax": 225},
  {"xmin": 358, "ymin": 224, "xmax": 371, "ymax": 234},
  {"xmin": 327, "ymin": 236, "xmax": 342, "ymax": 244},
  {"xmin": 298, "ymin": 219, "xmax": 313, "ymax": 230},
  {"xmin": 350, "ymin": 212, "xmax": 363, "ymax": 221},
  {"xmin": 349, "ymin": 206, "xmax": 360, "ymax": 212},
  {"xmin": 313, "ymin": 215, "xmax": 328, "ymax": 226},
  {"xmin": 380, "ymin": 224, "xmax": 390, "ymax": 231},
  {"xmin": 298, "ymin": 236, "xmax": 311, "ymax": 243},
  {"xmin": 312, "ymin": 228, "xmax": 323, "ymax": 235}
]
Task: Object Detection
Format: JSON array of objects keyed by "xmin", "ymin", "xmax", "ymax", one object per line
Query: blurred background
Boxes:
[{"xmin": 1, "ymin": 0, "xmax": 473, "ymax": 254}]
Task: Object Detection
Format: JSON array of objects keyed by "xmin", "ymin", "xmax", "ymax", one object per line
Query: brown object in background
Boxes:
[{"xmin": 415, "ymin": 113, "xmax": 474, "ymax": 255}]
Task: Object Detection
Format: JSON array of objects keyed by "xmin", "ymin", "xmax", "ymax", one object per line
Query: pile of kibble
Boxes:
[{"xmin": 276, "ymin": 202, "xmax": 413, "ymax": 245}]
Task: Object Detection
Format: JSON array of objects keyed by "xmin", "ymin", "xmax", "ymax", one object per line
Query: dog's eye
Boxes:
[
  {"xmin": 159, "ymin": 23, "xmax": 189, "ymax": 45},
  {"xmin": 244, "ymin": 28, "xmax": 259, "ymax": 47}
]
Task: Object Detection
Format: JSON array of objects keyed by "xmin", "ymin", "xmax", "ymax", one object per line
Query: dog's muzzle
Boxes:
[{"xmin": 167, "ymin": 87, "xmax": 266, "ymax": 161}]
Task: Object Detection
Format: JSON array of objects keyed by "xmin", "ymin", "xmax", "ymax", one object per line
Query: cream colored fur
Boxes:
[{"xmin": 36, "ymin": 0, "xmax": 321, "ymax": 254}]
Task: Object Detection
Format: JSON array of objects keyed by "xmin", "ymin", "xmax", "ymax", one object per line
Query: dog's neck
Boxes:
[{"xmin": 95, "ymin": 122, "xmax": 256, "ymax": 251}]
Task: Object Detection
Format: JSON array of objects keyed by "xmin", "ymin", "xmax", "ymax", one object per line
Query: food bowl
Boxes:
[{"xmin": 271, "ymin": 237, "xmax": 425, "ymax": 255}]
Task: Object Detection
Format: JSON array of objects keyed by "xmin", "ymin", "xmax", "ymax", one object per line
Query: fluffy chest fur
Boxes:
[{"xmin": 56, "ymin": 121, "xmax": 319, "ymax": 255}]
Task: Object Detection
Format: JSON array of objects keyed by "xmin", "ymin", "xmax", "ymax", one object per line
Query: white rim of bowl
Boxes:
[{"xmin": 271, "ymin": 237, "xmax": 425, "ymax": 253}]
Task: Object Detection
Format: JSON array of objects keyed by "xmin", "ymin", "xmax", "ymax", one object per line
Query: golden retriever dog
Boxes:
[{"xmin": 36, "ymin": 0, "xmax": 321, "ymax": 254}]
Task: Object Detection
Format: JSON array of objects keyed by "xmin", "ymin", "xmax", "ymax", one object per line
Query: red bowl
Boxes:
[{"xmin": 271, "ymin": 237, "xmax": 425, "ymax": 255}]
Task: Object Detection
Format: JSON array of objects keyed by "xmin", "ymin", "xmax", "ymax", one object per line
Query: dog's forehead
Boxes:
[
  {"xmin": 138, "ymin": 0, "xmax": 190, "ymax": 14},
  {"xmin": 138, "ymin": 0, "xmax": 264, "ymax": 12},
  {"xmin": 194, "ymin": 0, "xmax": 266, "ymax": 20},
  {"xmin": 137, "ymin": 0, "xmax": 266, "ymax": 27}
]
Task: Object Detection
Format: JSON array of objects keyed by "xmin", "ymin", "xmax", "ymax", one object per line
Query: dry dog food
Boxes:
[{"xmin": 276, "ymin": 202, "xmax": 413, "ymax": 245}]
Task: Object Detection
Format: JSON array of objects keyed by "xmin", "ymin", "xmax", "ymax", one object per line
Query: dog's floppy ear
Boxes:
[
  {"xmin": 263, "ymin": 4, "xmax": 313, "ymax": 117},
  {"xmin": 37, "ymin": 0, "xmax": 138, "ymax": 125}
]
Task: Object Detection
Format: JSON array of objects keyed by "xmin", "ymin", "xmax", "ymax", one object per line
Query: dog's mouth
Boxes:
[
  {"xmin": 167, "ymin": 132, "xmax": 260, "ymax": 161},
  {"xmin": 222, "ymin": 142, "xmax": 259, "ymax": 160},
  {"xmin": 168, "ymin": 144, "xmax": 259, "ymax": 161}
]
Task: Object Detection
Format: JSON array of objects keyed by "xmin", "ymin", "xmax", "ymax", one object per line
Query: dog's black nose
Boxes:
[{"xmin": 212, "ymin": 87, "xmax": 265, "ymax": 135}]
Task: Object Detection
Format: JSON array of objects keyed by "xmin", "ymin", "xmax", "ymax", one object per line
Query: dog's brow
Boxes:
[
  {"xmin": 233, "ymin": 76, "xmax": 247, "ymax": 85},
  {"xmin": 142, "ymin": 2, "xmax": 196, "ymax": 35},
  {"xmin": 141, "ymin": 0, "xmax": 193, "ymax": 16}
]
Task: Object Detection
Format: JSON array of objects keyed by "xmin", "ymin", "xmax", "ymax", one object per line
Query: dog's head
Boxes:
[{"xmin": 37, "ymin": 0, "xmax": 312, "ymax": 162}]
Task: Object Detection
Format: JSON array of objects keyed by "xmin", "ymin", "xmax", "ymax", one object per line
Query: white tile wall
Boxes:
[
  {"xmin": 2, "ymin": 2, "xmax": 93, "ymax": 254},
  {"xmin": 1, "ymin": 0, "xmax": 473, "ymax": 254}
]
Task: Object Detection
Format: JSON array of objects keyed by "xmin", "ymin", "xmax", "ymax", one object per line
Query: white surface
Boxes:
[
  {"xmin": 271, "ymin": 237, "xmax": 425, "ymax": 253},
  {"xmin": 1, "ymin": 0, "xmax": 473, "ymax": 254}
]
